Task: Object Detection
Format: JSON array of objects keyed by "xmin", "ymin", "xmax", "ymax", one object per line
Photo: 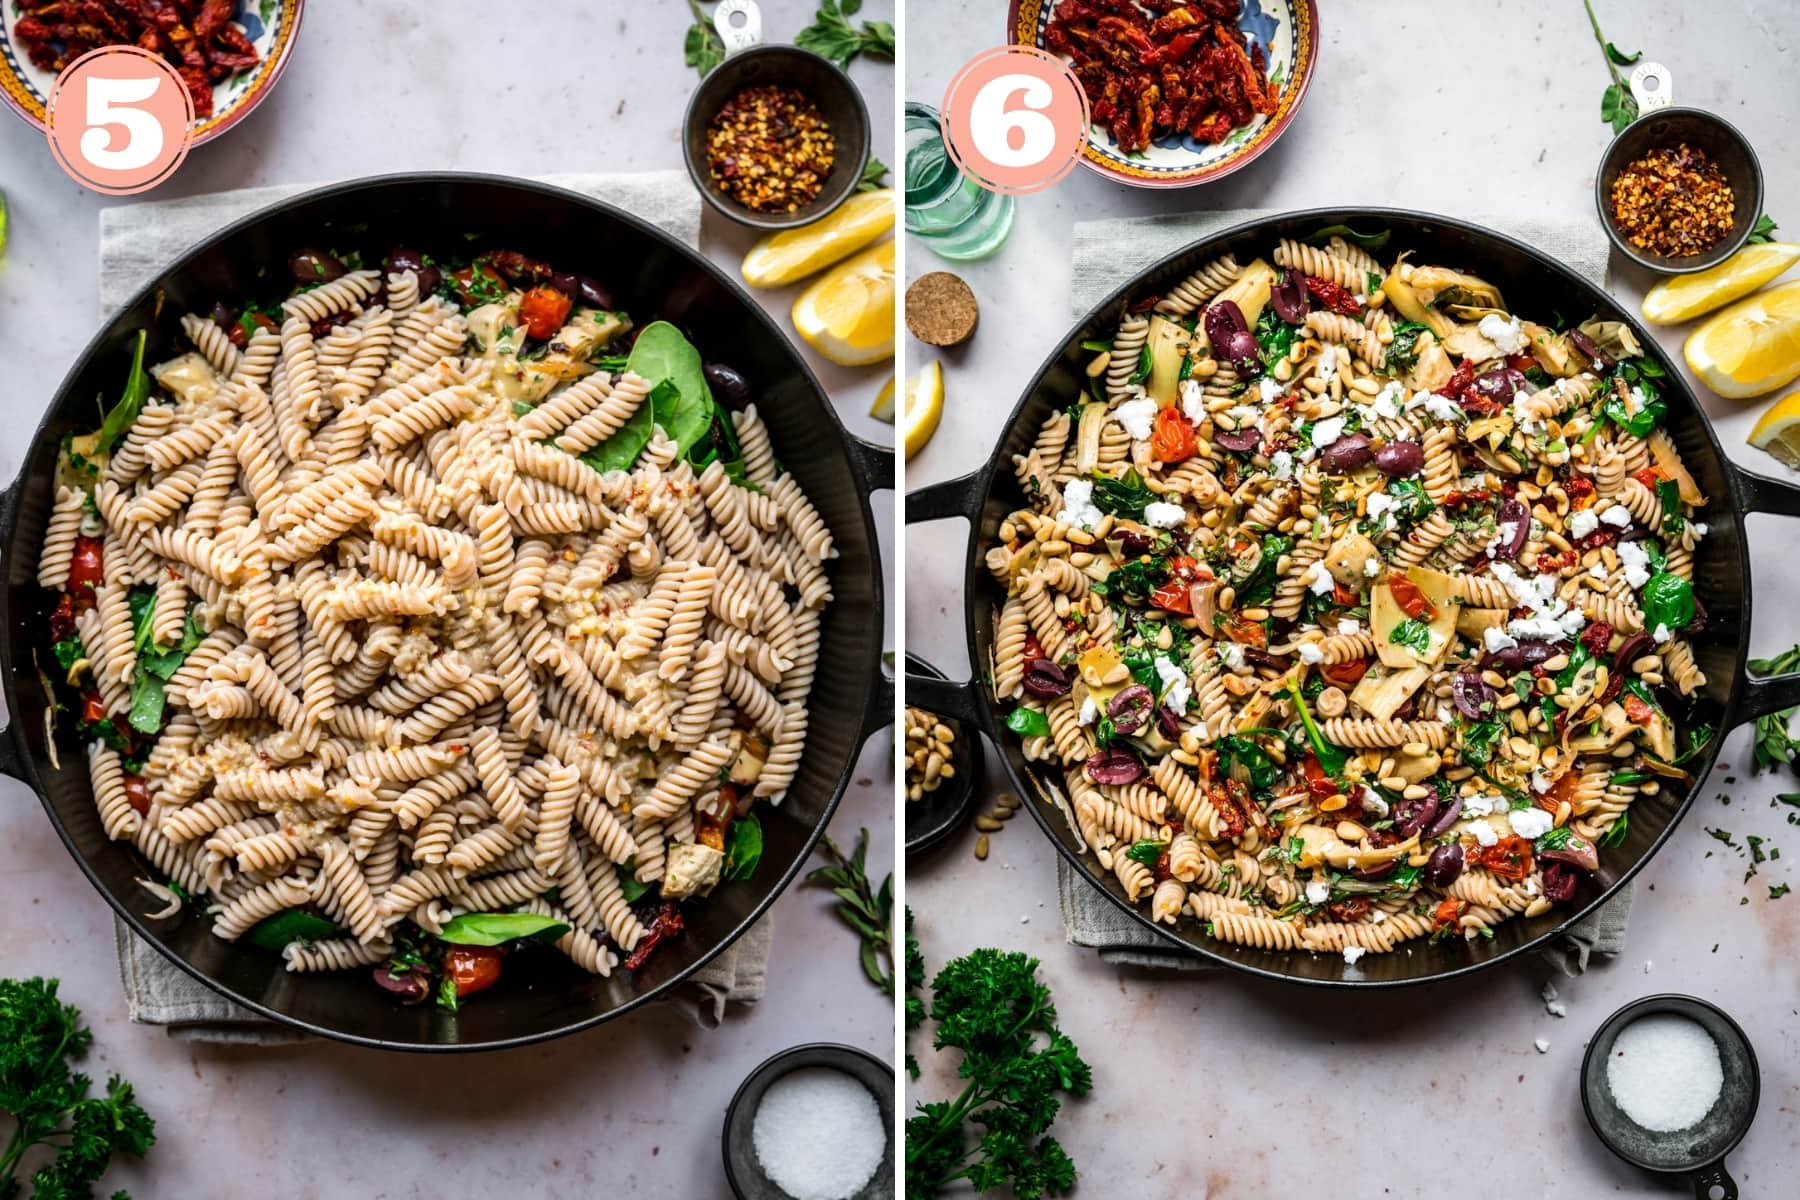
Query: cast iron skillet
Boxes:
[
  {"xmin": 906, "ymin": 207, "xmax": 1800, "ymax": 987},
  {"xmin": 0, "ymin": 174, "xmax": 893, "ymax": 1048}
]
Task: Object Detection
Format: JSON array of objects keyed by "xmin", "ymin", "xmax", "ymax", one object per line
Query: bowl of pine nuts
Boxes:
[{"xmin": 904, "ymin": 654, "xmax": 983, "ymax": 856}]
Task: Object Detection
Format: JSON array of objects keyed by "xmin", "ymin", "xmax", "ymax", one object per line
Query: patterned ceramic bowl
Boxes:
[
  {"xmin": 0, "ymin": 0, "xmax": 303, "ymax": 144},
  {"xmin": 1006, "ymin": 0, "xmax": 1318, "ymax": 189}
]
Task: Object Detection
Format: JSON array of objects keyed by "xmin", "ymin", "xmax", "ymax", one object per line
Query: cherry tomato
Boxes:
[
  {"xmin": 1632, "ymin": 466, "xmax": 1666, "ymax": 491},
  {"xmin": 1150, "ymin": 555, "xmax": 1199, "ymax": 615},
  {"xmin": 122, "ymin": 774, "xmax": 151, "ymax": 816},
  {"xmin": 81, "ymin": 692, "xmax": 108, "ymax": 724},
  {"xmin": 1149, "ymin": 406, "xmax": 1198, "ymax": 464},
  {"xmin": 518, "ymin": 285, "xmax": 573, "ymax": 340},
  {"xmin": 67, "ymin": 537, "xmax": 104, "ymax": 604},
  {"xmin": 1565, "ymin": 476, "xmax": 1596, "ymax": 509},
  {"xmin": 1539, "ymin": 771, "xmax": 1582, "ymax": 816},
  {"xmin": 1320, "ymin": 658, "xmax": 1370, "ymax": 688},
  {"xmin": 1022, "ymin": 631, "xmax": 1046, "ymax": 662},
  {"xmin": 1474, "ymin": 835, "xmax": 1534, "ymax": 881},
  {"xmin": 1387, "ymin": 571, "xmax": 1435, "ymax": 620},
  {"xmin": 1623, "ymin": 693, "xmax": 1656, "ymax": 725},
  {"xmin": 1431, "ymin": 897, "xmax": 1468, "ymax": 930},
  {"xmin": 444, "ymin": 945, "xmax": 504, "ymax": 998},
  {"xmin": 1299, "ymin": 755, "xmax": 1337, "ymax": 800},
  {"xmin": 1332, "ymin": 582, "xmax": 1358, "ymax": 607},
  {"xmin": 1505, "ymin": 353, "xmax": 1539, "ymax": 373},
  {"xmin": 450, "ymin": 263, "xmax": 508, "ymax": 307}
]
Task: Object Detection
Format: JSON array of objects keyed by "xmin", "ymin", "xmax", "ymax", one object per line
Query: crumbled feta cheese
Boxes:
[
  {"xmin": 1600, "ymin": 503, "xmax": 1632, "ymax": 529},
  {"xmin": 1615, "ymin": 539, "xmax": 1652, "ymax": 588},
  {"xmin": 1078, "ymin": 696, "xmax": 1098, "ymax": 726},
  {"xmin": 1508, "ymin": 614, "xmax": 1571, "ymax": 641},
  {"xmin": 1509, "ymin": 807, "xmax": 1554, "ymax": 840},
  {"xmin": 1365, "ymin": 491, "xmax": 1397, "ymax": 528},
  {"xmin": 1479, "ymin": 313, "xmax": 1528, "ymax": 354},
  {"xmin": 1371, "ymin": 380, "xmax": 1407, "ymax": 419},
  {"xmin": 1342, "ymin": 946, "xmax": 1366, "ymax": 965},
  {"xmin": 1304, "ymin": 880, "xmax": 1330, "ymax": 905},
  {"xmin": 1463, "ymin": 794, "xmax": 1499, "ymax": 818},
  {"xmin": 1260, "ymin": 378, "xmax": 1282, "ymax": 404},
  {"xmin": 1316, "ymin": 346, "xmax": 1338, "ymax": 378},
  {"xmin": 1154, "ymin": 654, "xmax": 1192, "ymax": 713},
  {"xmin": 1269, "ymin": 450, "xmax": 1295, "ymax": 479},
  {"xmin": 1217, "ymin": 643, "xmax": 1245, "ymax": 670},
  {"xmin": 1225, "ymin": 403, "xmax": 1262, "ymax": 426},
  {"xmin": 1371, "ymin": 909, "xmax": 1389, "ymax": 923},
  {"xmin": 1308, "ymin": 565, "xmax": 1334, "ymax": 595},
  {"xmin": 1469, "ymin": 821, "xmax": 1500, "ymax": 847},
  {"xmin": 1484, "ymin": 626, "xmax": 1519, "ymax": 653},
  {"xmin": 1311, "ymin": 415, "xmax": 1347, "ymax": 447},
  {"xmin": 1569, "ymin": 509, "xmax": 1599, "ymax": 539},
  {"xmin": 1058, "ymin": 479, "xmax": 1102, "ymax": 530},
  {"xmin": 1652, "ymin": 623, "xmax": 1672, "ymax": 645},
  {"xmin": 1534, "ymin": 1038, "xmax": 1551, "ymax": 1054},
  {"xmin": 1525, "ymin": 876, "xmax": 1540, "ymax": 897},
  {"xmin": 1589, "ymin": 562, "xmax": 1608, "ymax": 579},
  {"xmin": 1179, "ymin": 378, "xmax": 1205, "ymax": 423},
  {"xmin": 1422, "ymin": 390, "xmax": 1464, "ymax": 422},
  {"xmin": 1297, "ymin": 642, "xmax": 1324, "ymax": 665},
  {"xmin": 1542, "ymin": 981, "xmax": 1566, "ymax": 1017},
  {"xmin": 1626, "ymin": 384, "xmax": 1649, "ymax": 416},
  {"xmin": 1113, "ymin": 397, "xmax": 1158, "ymax": 440},
  {"xmin": 1361, "ymin": 788, "xmax": 1389, "ymax": 818},
  {"xmin": 1338, "ymin": 618, "xmax": 1362, "ymax": 635},
  {"xmin": 1143, "ymin": 501, "xmax": 1186, "ymax": 529},
  {"xmin": 1692, "ymin": 522, "xmax": 1709, "ymax": 538},
  {"xmin": 1363, "ymin": 556, "xmax": 1382, "ymax": 577}
]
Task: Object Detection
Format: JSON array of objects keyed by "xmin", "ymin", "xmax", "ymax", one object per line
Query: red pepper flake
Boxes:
[
  {"xmin": 1609, "ymin": 142, "xmax": 1736, "ymax": 258},
  {"xmin": 705, "ymin": 85, "xmax": 836, "ymax": 214}
]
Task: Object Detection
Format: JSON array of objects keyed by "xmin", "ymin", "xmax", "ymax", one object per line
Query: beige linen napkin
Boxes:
[
  {"xmin": 1059, "ymin": 207, "xmax": 1631, "ymax": 976},
  {"xmin": 101, "ymin": 170, "xmax": 767, "ymax": 1040}
]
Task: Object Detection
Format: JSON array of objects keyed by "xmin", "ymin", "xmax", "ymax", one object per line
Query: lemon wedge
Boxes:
[
  {"xmin": 1748, "ymin": 388, "xmax": 1800, "ymax": 469},
  {"xmin": 742, "ymin": 190, "xmax": 895, "ymax": 289},
  {"xmin": 869, "ymin": 375, "xmax": 896, "ymax": 423},
  {"xmin": 1643, "ymin": 242, "xmax": 1800, "ymax": 325},
  {"xmin": 1685, "ymin": 280, "xmax": 1800, "ymax": 399},
  {"xmin": 792, "ymin": 239, "xmax": 894, "ymax": 367},
  {"xmin": 903, "ymin": 361, "xmax": 943, "ymax": 458}
]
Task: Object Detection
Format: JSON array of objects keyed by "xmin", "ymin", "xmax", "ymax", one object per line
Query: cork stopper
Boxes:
[{"xmin": 905, "ymin": 272, "xmax": 979, "ymax": 347}]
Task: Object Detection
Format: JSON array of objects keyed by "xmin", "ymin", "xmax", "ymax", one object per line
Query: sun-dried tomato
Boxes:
[
  {"xmin": 1564, "ymin": 476, "xmax": 1597, "ymax": 509},
  {"xmin": 1534, "ymin": 549, "xmax": 1578, "ymax": 573},
  {"xmin": 1474, "ymin": 835, "xmax": 1535, "ymax": 882},
  {"xmin": 1623, "ymin": 693, "xmax": 1656, "ymax": 725},
  {"xmin": 1304, "ymin": 275, "xmax": 1362, "ymax": 315},
  {"xmin": 1023, "ymin": 631, "xmax": 1046, "ymax": 662},
  {"xmin": 623, "ymin": 901, "xmax": 686, "ymax": 972},
  {"xmin": 1388, "ymin": 571, "xmax": 1435, "ymax": 620},
  {"xmin": 1579, "ymin": 622, "xmax": 1613, "ymax": 657},
  {"xmin": 1633, "ymin": 466, "xmax": 1666, "ymax": 490},
  {"xmin": 1443, "ymin": 489, "xmax": 1492, "ymax": 509},
  {"xmin": 1208, "ymin": 779, "xmax": 1249, "ymax": 839},
  {"xmin": 1319, "ymin": 658, "xmax": 1370, "ymax": 688},
  {"xmin": 1326, "ymin": 896, "xmax": 1373, "ymax": 923},
  {"xmin": 1431, "ymin": 897, "xmax": 1469, "ymax": 931}
]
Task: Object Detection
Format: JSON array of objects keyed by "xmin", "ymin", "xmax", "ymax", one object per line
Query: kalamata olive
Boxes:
[
  {"xmin": 1156, "ymin": 705, "xmax": 1181, "ymax": 740},
  {"xmin": 576, "ymin": 275, "xmax": 614, "ymax": 309},
  {"xmin": 485, "ymin": 249, "xmax": 551, "ymax": 285},
  {"xmin": 1491, "ymin": 497, "xmax": 1530, "ymax": 561},
  {"xmin": 1108, "ymin": 684, "xmax": 1154, "ymax": 734},
  {"xmin": 372, "ymin": 965, "xmax": 429, "ymax": 1004},
  {"xmin": 1541, "ymin": 835, "xmax": 1599, "ymax": 874},
  {"xmin": 209, "ymin": 299, "xmax": 233, "ymax": 326},
  {"xmin": 1609, "ymin": 631, "xmax": 1653, "ymax": 678},
  {"xmin": 1452, "ymin": 670, "xmax": 1498, "ymax": 720},
  {"xmin": 383, "ymin": 246, "xmax": 439, "ymax": 295},
  {"xmin": 704, "ymin": 362, "xmax": 753, "ymax": 410},
  {"xmin": 1568, "ymin": 328, "xmax": 1611, "ymax": 371},
  {"xmin": 1204, "ymin": 300, "xmax": 1259, "ymax": 371},
  {"xmin": 289, "ymin": 247, "xmax": 347, "ymax": 284},
  {"xmin": 1213, "ymin": 427, "xmax": 1262, "ymax": 453},
  {"xmin": 1085, "ymin": 747, "xmax": 1144, "ymax": 786},
  {"xmin": 1351, "ymin": 859, "xmax": 1397, "ymax": 882},
  {"xmin": 1687, "ymin": 596, "xmax": 1707, "ymax": 635},
  {"xmin": 1484, "ymin": 638, "xmax": 1557, "ymax": 673},
  {"xmin": 1373, "ymin": 440, "xmax": 1424, "ymax": 477},
  {"xmin": 1117, "ymin": 530, "xmax": 1152, "ymax": 557},
  {"xmin": 1423, "ymin": 843, "xmax": 1465, "ymax": 887},
  {"xmin": 1021, "ymin": 658, "xmax": 1072, "ymax": 699},
  {"xmin": 1270, "ymin": 267, "xmax": 1309, "ymax": 323},
  {"xmin": 549, "ymin": 270, "xmax": 581, "ymax": 297},
  {"xmin": 1541, "ymin": 861, "xmax": 1579, "ymax": 903},
  {"xmin": 1391, "ymin": 794, "xmax": 1440, "ymax": 839},
  {"xmin": 1320, "ymin": 432, "xmax": 1375, "ymax": 474},
  {"xmin": 1471, "ymin": 365, "xmax": 1528, "ymax": 409},
  {"xmin": 310, "ymin": 310, "xmax": 354, "ymax": 339},
  {"xmin": 1424, "ymin": 794, "xmax": 1465, "ymax": 839}
]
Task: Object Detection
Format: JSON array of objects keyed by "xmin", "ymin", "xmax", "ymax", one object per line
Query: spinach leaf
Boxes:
[
  {"xmin": 1384, "ymin": 322, "xmax": 1432, "ymax": 375},
  {"xmin": 1640, "ymin": 571, "xmax": 1695, "ymax": 633},
  {"xmin": 723, "ymin": 812, "xmax": 763, "ymax": 881},
  {"xmin": 626, "ymin": 321, "xmax": 714, "ymax": 450},
  {"xmin": 1655, "ymin": 478, "xmax": 1685, "ymax": 536},
  {"xmin": 1235, "ymin": 534, "xmax": 1291, "ymax": 608},
  {"xmin": 1089, "ymin": 468, "xmax": 1155, "ymax": 521},
  {"xmin": 1459, "ymin": 718, "xmax": 1506, "ymax": 768},
  {"xmin": 51, "ymin": 635, "xmax": 84, "ymax": 673},
  {"xmin": 439, "ymin": 911, "xmax": 570, "ymax": 947},
  {"xmin": 1005, "ymin": 707, "xmax": 1051, "ymax": 737},
  {"xmin": 1092, "ymin": 554, "xmax": 1169, "ymax": 604},
  {"xmin": 1599, "ymin": 811, "xmax": 1630, "ymax": 848},
  {"xmin": 1216, "ymin": 734, "xmax": 1279, "ymax": 795},
  {"xmin": 618, "ymin": 864, "xmax": 652, "ymax": 903},
  {"xmin": 1127, "ymin": 345, "xmax": 1153, "ymax": 385},
  {"xmin": 1121, "ymin": 645, "xmax": 1160, "ymax": 693},
  {"xmin": 97, "ymin": 330, "xmax": 152, "ymax": 452},
  {"xmin": 1123, "ymin": 839, "xmax": 1167, "ymax": 867},
  {"xmin": 1386, "ymin": 477, "xmax": 1435, "ymax": 524},
  {"xmin": 1388, "ymin": 618, "xmax": 1431, "ymax": 655},
  {"xmin": 1306, "ymin": 223, "xmax": 1390, "ymax": 251},
  {"xmin": 126, "ymin": 674, "xmax": 165, "ymax": 735},
  {"xmin": 1601, "ymin": 364, "xmax": 1668, "ymax": 436},
  {"xmin": 579, "ymin": 389, "xmax": 657, "ymax": 474},
  {"xmin": 246, "ymin": 908, "xmax": 345, "ymax": 953},
  {"xmin": 1254, "ymin": 307, "xmax": 1296, "ymax": 363}
]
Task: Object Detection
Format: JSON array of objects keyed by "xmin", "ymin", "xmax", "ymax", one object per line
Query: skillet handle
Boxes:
[
  {"xmin": 0, "ymin": 475, "xmax": 30, "ymax": 782},
  {"xmin": 1729, "ymin": 465, "xmax": 1800, "ymax": 720},
  {"xmin": 905, "ymin": 669, "xmax": 989, "ymax": 732},
  {"xmin": 906, "ymin": 469, "xmax": 984, "ymax": 523},
  {"xmin": 839, "ymin": 434, "xmax": 895, "ymax": 742},
  {"xmin": 904, "ymin": 469, "xmax": 994, "ymax": 733},
  {"xmin": 1688, "ymin": 1158, "xmax": 1736, "ymax": 1200}
]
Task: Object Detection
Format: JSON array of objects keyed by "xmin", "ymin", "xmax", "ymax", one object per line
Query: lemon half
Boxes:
[
  {"xmin": 742, "ymin": 190, "xmax": 894, "ymax": 289},
  {"xmin": 1643, "ymin": 242, "xmax": 1800, "ymax": 325},
  {"xmin": 903, "ymin": 361, "xmax": 943, "ymax": 458},
  {"xmin": 1685, "ymin": 280, "xmax": 1800, "ymax": 399},
  {"xmin": 792, "ymin": 239, "xmax": 894, "ymax": 367}
]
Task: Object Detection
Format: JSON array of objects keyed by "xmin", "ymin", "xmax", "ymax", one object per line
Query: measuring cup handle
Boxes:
[
  {"xmin": 713, "ymin": 0, "xmax": 763, "ymax": 55},
  {"xmin": 1689, "ymin": 1159, "xmax": 1737, "ymax": 1200}
]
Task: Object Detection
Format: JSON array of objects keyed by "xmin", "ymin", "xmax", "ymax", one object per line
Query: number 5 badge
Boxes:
[
  {"xmin": 941, "ymin": 46, "xmax": 1088, "ymax": 195},
  {"xmin": 46, "ymin": 46, "xmax": 195, "ymax": 195}
]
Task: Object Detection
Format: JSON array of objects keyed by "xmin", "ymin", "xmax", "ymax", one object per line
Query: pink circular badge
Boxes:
[
  {"xmin": 46, "ymin": 46, "xmax": 194, "ymax": 196},
  {"xmin": 941, "ymin": 46, "xmax": 1088, "ymax": 196}
]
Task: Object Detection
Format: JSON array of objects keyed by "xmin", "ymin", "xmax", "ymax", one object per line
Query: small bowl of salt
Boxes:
[
  {"xmin": 1581, "ymin": 995, "xmax": 1760, "ymax": 1200},
  {"xmin": 723, "ymin": 1042, "xmax": 894, "ymax": 1200}
]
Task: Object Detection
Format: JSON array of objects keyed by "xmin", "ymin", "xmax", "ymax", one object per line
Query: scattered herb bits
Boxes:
[
  {"xmin": 706, "ymin": 84, "xmax": 836, "ymax": 214},
  {"xmin": 1609, "ymin": 143, "xmax": 1736, "ymax": 258}
]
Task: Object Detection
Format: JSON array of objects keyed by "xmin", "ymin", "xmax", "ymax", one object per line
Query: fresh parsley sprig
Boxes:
[
  {"xmin": 805, "ymin": 829, "xmax": 895, "ymax": 993},
  {"xmin": 904, "ymin": 907, "xmax": 926, "ymax": 1079},
  {"xmin": 683, "ymin": 0, "xmax": 726, "ymax": 77},
  {"xmin": 905, "ymin": 947, "xmax": 1091, "ymax": 1200},
  {"xmin": 1583, "ymin": 0, "xmax": 1643, "ymax": 134},
  {"xmin": 0, "ymin": 978, "xmax": 155, "ymax": 1199},
  {"xmin": 795, "ymin": 0, "xmax": 894, "ymax": 68}
]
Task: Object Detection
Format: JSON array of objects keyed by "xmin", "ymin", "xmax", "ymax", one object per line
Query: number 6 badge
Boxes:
[
  {"xmin": 941, "ymin": 46, "xmax": 1089, "ymax": 195},
  {"xmin": 46, "ymin": 46, "xmax": 195, "ymax": 195}
]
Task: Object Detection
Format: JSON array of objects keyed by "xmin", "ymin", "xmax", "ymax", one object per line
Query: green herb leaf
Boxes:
[
  {"xmin": 723, "ymin": 812, "xmax": 763, "ymax": 881},
  {"xmin": 1285, "ymin": 675, "xmax": 1347, "ymax": 777},
  {"xmin": 805, "ymin": 831, "xmax": 893, "ymax": 995},
  {"xmin": 1640, "ymin": 571, "xmax": 1695, "ymax": 634},
  {"xmin": 1601, "ymin": 370, "xmax": 1667, "ymax": 436},
  {"xmin": 1747, "ymin": 214, "xmax": 1780, "ymax": 245},
  {"xmin": 1088, "ymin": 468, "xmax": 1155, "ymax": 521},
  {"xmin": 1124, "ymin": 839, "xmax": 1167, "ymax": 867},
  {"xmin": 97, "ymin": 330, "xmax": 152, "ymax": 453},
  {"xmin": 1384, "ymin": 321, "xmax": 1432, "ymax": 375},
  {"xmin": 245, "ymin": 908, "xmax": 345, "ymax": 953},
  {"xmin": 1005, "ymin": 707, "xmax": 1051, "ymax": 738},
  {"xmin": 1254, "ymin": 306, "xmax": 1297, "ymax": 362},
  {"xmin": 51, "ymin": 635, "xmax": 84, "ymax": 673},
  {"xmin": 1216, "ymin": 734, "xmax": 1280, "ymax": 795},
  {"xmin": 1536, "ymin": 826, "xmax": 1574, "ymax": 852},
  {"xmin": 795, "ymin": 0, "xmax": 894, "ymax": 67},
  {"xmin": 1604, "ymin": 41, "xmax": 1641, "ymax": 65},
  {"xmin": 618, "ymin": 864, "xmax": 652, "ymax": 903},
  {"xmin": 1599, "ymin": 811, "xmax": 1631, "ymax": 848},
  {"xmin": 857, "ymin": 156, "xmax": 890, "ymax": 192},
  {"xmin": 439, "ymin": 912, "xmax": 570, "ymax": 947},
  {"xmin": 435, "ymin": 973, "xmax": 460, "ymax": 1013},
  {"xmin": 683, "ymin": 0, "xmax": 726, "ymax": 77},
  {"xmin": 1459, "ymin": 718, "xmax": 1507, "ymax": 768},
  {"xmin": 1389, "ymin": 618, "xmax": 1431, "ymax": 655},
  {"xmin": 1305, "ymin": 223, "xmax": 1390, "ymax": 251}
]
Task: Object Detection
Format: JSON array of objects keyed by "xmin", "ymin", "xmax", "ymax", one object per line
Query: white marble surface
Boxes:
[
  {"xmin": 905, "ymin": 2, "xmax": 1799, "ymax": 1194},
  {"xmin": 0, "ymin": 3, "xmax": 895, "ymax": 1197}
]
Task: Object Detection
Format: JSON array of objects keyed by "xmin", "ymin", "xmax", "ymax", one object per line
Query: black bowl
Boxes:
[
  {"xmin": 722, "ymin": 1042, "xmax": 895, "ymax": 1200},
  {"xmin": 904, "ymin": 653, "xmax": 983, "ymax": 857},
  {"xmin": 683, "ymin": 45, "xmax": 872, "ymax": 231},
  {"xmin": 1596, "ymin": 107, "xmax": 1764, "ymax": 274}
]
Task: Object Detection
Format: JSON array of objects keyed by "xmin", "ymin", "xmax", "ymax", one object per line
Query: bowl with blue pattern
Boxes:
[
  {"xmin": 1007, "ymin": 0, "xmax": 1318, "ymax": 189},
  {"xmin": 0, "ymin": 0, "xmax": 303, "ymax": 144}
]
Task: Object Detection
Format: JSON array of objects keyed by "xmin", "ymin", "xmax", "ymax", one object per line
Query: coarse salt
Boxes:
[
  {"xmin": 1606, "ymin": 1013, "xmax": 1724, "ymax": 1133},
  {"xmin": 752, "ymin": 1067, "xmax": 886, "ymax": 1200}
]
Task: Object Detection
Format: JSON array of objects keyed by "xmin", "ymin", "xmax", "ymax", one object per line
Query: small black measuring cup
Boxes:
[{"xmin": 1581, "ymin": 994, "xmax": 1760, "ymax": 1199}]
